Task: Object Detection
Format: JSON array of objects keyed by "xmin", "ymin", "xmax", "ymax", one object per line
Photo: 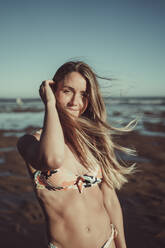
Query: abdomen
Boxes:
[{"xmin": 38, "ymin": 185, "xmax": 112, "ymax": 248}]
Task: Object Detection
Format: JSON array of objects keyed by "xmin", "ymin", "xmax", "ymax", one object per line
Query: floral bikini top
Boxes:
[
  {"xmin": 33, "ymin": 166, "xmax": 102, "ymax": 194},
  {"xmin": 32, "ymin": 129, "xmax": 102, "ymax": 193}
]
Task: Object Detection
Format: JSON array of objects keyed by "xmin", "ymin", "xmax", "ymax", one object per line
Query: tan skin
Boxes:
[{"xmin": 17, "ymin": 72, "xmax": 127, "ymax": 248}]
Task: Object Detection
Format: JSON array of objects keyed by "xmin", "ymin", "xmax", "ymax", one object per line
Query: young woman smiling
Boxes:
[{"xmin": 17, "ymin": 61, "xmax": 135, "ymax": 248}]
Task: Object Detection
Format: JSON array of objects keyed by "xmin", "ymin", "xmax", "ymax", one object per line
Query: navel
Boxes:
[{"xmin": 85, "ymin": 226, "xmax": 91, "ymax": 233}]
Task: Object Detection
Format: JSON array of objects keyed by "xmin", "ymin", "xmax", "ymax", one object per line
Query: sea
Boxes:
[{"xmin": 0, "ymin": 97, "xmax": 165, "ymax": 137}]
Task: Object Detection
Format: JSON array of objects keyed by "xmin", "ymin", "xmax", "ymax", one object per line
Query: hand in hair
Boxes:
[{"xmin": 39, "ymin": 80, "xmax": 56, "ymax": 105}]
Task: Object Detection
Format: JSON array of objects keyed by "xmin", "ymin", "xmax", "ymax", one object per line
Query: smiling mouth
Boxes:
[{"xmin": 66, "ymin": 108, "xmax": 79, "ymax": 111}]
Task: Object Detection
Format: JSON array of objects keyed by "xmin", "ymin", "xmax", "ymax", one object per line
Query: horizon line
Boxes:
[{"xmin": 0, "ymin": 95, "xmax": 165, "ymax": 100}]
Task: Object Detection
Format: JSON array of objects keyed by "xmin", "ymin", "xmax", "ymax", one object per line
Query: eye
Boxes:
[
  {"xmin": 63, "ymin": 90, "xmax": 71, "ymax": 94},
  {"xmin": 81, "ymin": 92, "xmax": 88, "ymax": 98}
]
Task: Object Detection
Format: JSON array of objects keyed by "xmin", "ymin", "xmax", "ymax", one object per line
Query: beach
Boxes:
[{"xmin": 0, "ymin": 97, "xmax": 165, "ymax": 248}]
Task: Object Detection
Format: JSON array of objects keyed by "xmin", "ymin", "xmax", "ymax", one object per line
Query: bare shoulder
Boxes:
[
  {"xmin": 17, "ymin": 128, "xmax": 42, "ymax": 153},
  {"xmin": 17, "ymin": 128, "xmax": 43, "ymax": 172}
]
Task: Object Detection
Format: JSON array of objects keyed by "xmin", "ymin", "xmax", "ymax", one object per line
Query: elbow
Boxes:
[{"xmin": 44, "ymin": 155, "xmax": 65, "ymax": 169}]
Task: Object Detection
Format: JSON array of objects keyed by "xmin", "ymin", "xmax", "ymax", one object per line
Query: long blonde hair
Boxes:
[{"xmin": 53, "ymin": 61, "xmax": 136, "ymax": 190}]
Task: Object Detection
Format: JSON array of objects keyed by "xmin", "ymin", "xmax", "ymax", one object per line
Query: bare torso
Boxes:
[{"xmin": 27, "ymin": 130, "xmax": 115, "ymax": 248}]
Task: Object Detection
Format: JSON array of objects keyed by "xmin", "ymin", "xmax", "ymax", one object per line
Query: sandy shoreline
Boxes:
[{"xmin": 0, "ymin": 124, "xmax": 165, "ymax": 248}]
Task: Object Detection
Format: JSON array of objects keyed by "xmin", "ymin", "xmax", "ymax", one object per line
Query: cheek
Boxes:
[
  {"xmin": 81, "ymin": 98, "xmax": 89, "ymax": 113},
  {"xmin": 56, "ymin": 92, "xmax": 68, "ymax": 106}
]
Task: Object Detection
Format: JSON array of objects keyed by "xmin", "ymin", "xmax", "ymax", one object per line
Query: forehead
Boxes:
[{"xmin": 62, "ymin": 72, "xmax": 87, "ymax": 91}]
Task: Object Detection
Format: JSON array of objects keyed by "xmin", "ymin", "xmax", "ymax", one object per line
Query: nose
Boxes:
[{"xmin": 69, "ymin": 93, "xmax": 82, "ymax": 106}]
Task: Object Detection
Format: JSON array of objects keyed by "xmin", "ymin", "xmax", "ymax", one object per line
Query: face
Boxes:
[{"xmin": 55, "ymin": 72, "xmax": 89, "ymax": 118}]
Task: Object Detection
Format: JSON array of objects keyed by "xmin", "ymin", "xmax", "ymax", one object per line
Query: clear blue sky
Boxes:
[{"xmin": 0, "ymin": 0, "xmax": 165, "ymax": 98}]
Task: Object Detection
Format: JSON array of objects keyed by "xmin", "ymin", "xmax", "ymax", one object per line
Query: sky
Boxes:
[{"xmin": 0, "ymin": 0, "xmax": 165, "ymax": 98}]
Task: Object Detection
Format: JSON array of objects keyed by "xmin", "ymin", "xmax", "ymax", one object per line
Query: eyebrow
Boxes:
[{"xmin": 62, "ymin": 86, "xmax": 86, "ymax": 93}]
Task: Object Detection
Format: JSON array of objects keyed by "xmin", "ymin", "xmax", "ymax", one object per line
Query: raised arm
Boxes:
[
  {"xmin": 17, "ymin": 80, "xmax": 65, "ymax": 170},
  {"xmin": 100, "ymin": 181, "xmax": 127, "ymax": 248}
]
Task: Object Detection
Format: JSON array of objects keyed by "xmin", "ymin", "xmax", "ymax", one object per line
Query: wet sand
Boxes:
[{"xmin": 0, "ymin": 123, "xmax": 165, "ymax": 248}]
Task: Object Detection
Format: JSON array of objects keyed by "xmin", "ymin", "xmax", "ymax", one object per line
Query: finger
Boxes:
[
  {"xmin": 44, "ymin": 80, "xmax": 54, "ymax": 86},
  {"xmin": 49, "ymin": 81, "xmax": 56, "ymax": 90},
  {"xmin": 42, "ymin": 81, "xmax": 46, "ymax": 86},
  {"xmin": 39, "ymin": 81, "xmax": 45, "ymax": 89},
  {"xmin": 39, "ymin": 81, "xmax": 56, "ymax": 93},
  {"xmin": 39, "ymin": 85, "xmax": 44, "ymax": 91},
  {"xmin": 39, "ymin": 84, "xmax": 45, "ymax": 94}
]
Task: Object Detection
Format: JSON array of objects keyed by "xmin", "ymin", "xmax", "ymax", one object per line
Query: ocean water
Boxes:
[{"xmin": 0, "ymin": 97, "xmax": 165, "ymax": 136}]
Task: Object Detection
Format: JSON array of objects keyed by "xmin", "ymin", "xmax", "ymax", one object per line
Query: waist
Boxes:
[
  {"xmin": 46, "ymin": 204, "xmax": 110, "ymax": 247},
  {"xmin": 48, "ymin": 223, "xmax": 117, "ymax": 248}
]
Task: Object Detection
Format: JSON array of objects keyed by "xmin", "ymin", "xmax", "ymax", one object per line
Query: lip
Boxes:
[{"xmin": 66, "ymin": 108, "xmax": 79, "ymax": 111}]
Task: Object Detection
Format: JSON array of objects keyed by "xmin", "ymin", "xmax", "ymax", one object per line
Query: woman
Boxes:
[{"xmin": 17, "ymin": 61, "xmax": 135, "ymax": 248}]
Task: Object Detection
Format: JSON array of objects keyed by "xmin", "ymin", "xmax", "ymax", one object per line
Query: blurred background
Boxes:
[{"xmin": 0, "ymin": 0, "xmax": 165, "ymax": 247}]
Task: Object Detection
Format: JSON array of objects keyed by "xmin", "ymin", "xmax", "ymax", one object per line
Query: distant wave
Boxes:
[
  {"xmin": 104, "ymin": 97, "xmax": 165, "ymax": 105},
  {"xmin": 0, "ymin": 97, "xmax": 165, "ymax": 133}
]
